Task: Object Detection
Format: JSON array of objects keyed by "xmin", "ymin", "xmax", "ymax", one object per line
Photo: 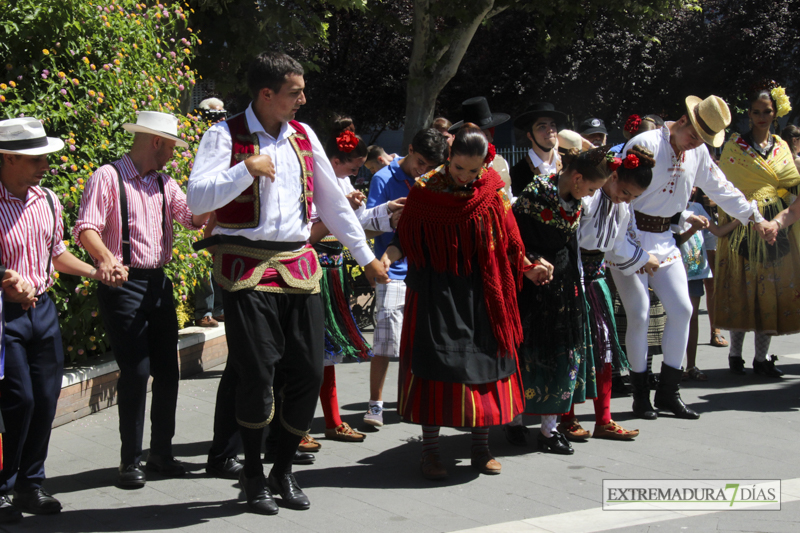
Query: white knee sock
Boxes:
[
  {"xmin": 729, "ymin": 331, "xmax": 746, "ymax": 359},
  {"xmin": 754, "ymin": 332, "xmax": 772, "ymax": 362},
  {"xmin": 540, "ymin": 415, "xmax": 558, "ymax": 438}
]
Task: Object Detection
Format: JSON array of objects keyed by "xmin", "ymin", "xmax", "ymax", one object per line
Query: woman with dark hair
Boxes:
[
  {"xmin": 381, "ymin": 124, "xmax": 536, "ymax": 479},
  {"xmin": 715, "ymin": 82, "xmax": 800, "ymax": 377},
  {"xmin": 308, "ymin": 125, "xmax": 404, "ymax": 443},
  {"xmin": 564, "ymin": 145, "xmax": 659, "ymax": 442},
  {"xmin": 781, "ymin": 124, "xmax": 800, "ymax": 174},
  {"xmin": 504, "ymin": 146, "xmax": 613, "ymax": 454}
]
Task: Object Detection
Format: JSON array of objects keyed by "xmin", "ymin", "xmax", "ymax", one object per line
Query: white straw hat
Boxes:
[
  {"xmin": 0, "ymin": 117, "xmax": 65, "ymax": 155},
  {"xmin": 685, "ymin": 95, "xmax": 731, "ymax": 148},
  {"xmin": 557, "ymin": 129, "xmax": 593, "ymax": 153},
  {"xmin": 122, "ymin": 111, "xmax": 189, "ymax": 148}
]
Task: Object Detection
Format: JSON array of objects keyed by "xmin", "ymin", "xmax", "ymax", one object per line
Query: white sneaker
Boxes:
[{"xmin": 363, "ymin": 404, "xmax": 384, "ymax": 427}]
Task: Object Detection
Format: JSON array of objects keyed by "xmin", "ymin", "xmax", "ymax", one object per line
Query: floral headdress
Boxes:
[
  {"xmin": 624, "ymin": 114, "xmax": 642, "ymax": 136},
  {"xmin": 771, "ymin": 85, "xmax": 792, "ymax": 118},
  {"xmin": 336, "ymin": 130, "xmax": 359, "ymax": 153}
]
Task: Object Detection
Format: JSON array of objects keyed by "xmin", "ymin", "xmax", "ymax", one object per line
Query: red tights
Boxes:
[
  {"xmin": 558, "ymin": 363, "xmax": 612, "ymax": 426},
  {"xmin": 319, "ymin": 365, "xmax": 343, "ymax": 430},
  {"xmin": 592, "ymin": 363, "xmax": 612, "ymax": 426}
]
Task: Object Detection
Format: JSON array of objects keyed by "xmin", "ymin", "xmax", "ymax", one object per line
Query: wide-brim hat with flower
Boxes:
[
  {"xmin": 0, "ymin": 117, "xmax": 65, "ymax": 155},
  {"xmin": 685, "ymin": 95, "xmax": 731, "ymax": 148},
  {"xmin": 448, "ymin": 96, "xmax": 510, "ymax": 133},
  {"xmin": 123, "ymin": 110, "xmax": 189, "ymax": 148}
]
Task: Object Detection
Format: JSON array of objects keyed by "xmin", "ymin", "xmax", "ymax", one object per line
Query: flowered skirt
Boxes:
[
  {"xmin": 315, "ymin": 240, "xmax": 372, "ymax": 366},
  {"xmin": 398, "ymin": 290, "xmax": 524, "ymax": 427},
  {"xmin": 582, "ymin": 251, "xmax": 629, "ymax": 374},
  {"xmin": 518, "ymin": 249, "xmax": 596, "ymax": 416}
]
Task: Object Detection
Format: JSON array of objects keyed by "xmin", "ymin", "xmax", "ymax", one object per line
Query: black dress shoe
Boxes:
[
  {"xmin": 266, "ymin": 472, "xmax": 311, "ymax": 510},
  {"xmin": 503, "ymin": 424, "xmax": 529, "ymax": 447},
  {"xmin": 0, "ymin": 495, "xmax": 22, "ymax": 523},
  {"xmin": 206, "ymin": 456, "xmax": 244, "ymax": 479},
  {"xmin": 146, "ymin": 454, "xmax": 186, "ymax": 477},
  {"xmin": 239, "ymin": 471, "xmax": 279, "ymax": 515},
  {"xmin": 117, "ymin": 463, "xmax": 146, "ymax": 488},
  {"xmin": 263, "ymin": 450, "xmax": 316, "ymax": 465},
  {"xmin": 12, "ymin": 488, "xmax": 62, "ymax": 515},
  {"xmin": 729, "ymin": 356, "xmax": 746, "ymax": 375},
  {"xmin": 536, "ymin": 430, "xmax": 574, "ymax": 455},
  {"xmin": 753, "ymin": 355, "xmax": 784, "ymax": 378}
]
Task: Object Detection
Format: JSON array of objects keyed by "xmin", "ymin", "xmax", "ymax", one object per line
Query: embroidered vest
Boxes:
[{"xmin": 215, "ymin": 113, "xmax": 315, "ymax": 228}]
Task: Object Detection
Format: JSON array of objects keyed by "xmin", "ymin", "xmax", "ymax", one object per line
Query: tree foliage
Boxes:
[{"xmin": 1, "ymin": 0, "xmax": 211, "ymax": 363}]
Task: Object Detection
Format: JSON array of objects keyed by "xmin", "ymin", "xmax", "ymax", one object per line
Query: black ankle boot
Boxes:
[
  {"xmin": 629, "ymin": 371, "xmax": 657, "ymax": 420},
  {"xmin": 729, "ymin": 356, "xmax": 746, "ymax": 375},
  {"xmin": 753, "ymin": 355, "xmax": 784, "ymax": 378},
  {"xmin": 654, "ymin": 363, "xmax": 699, "ymax": 419}
]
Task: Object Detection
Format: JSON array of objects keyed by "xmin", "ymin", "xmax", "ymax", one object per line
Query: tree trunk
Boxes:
[{"xmin": 401, "ymin": 0, "xmax": 498, "ymax": 152}]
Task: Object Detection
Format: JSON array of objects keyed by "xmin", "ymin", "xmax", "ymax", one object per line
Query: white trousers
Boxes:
[{"xmin": 610, "ymin": 261, "xmax": 692, "ymax": 373}]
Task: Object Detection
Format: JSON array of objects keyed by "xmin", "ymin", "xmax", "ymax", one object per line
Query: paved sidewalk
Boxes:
[{"xmin": 5, "ymin": 306, "xmax": 800, "ymax": 533}]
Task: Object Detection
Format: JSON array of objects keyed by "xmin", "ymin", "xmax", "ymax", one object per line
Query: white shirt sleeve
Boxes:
[
  {"xmin": 606, "ymin": 207, "xmax": 649, "ymax": 275},
  {"xmin": 187, "ymin": 122, "xmax": 255, "ymax": 214},
  {"xmin": 694, "ymin": 152, "xmax": 754, "ymax": 225}
]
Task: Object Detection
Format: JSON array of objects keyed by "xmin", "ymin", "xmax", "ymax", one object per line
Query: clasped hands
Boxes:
[
  {"xmin": 95, "ymin": 260, "xmax": 129, "ymax": 288},
  {"xmin": 2, "ymin": 269, "xmax": 37, "ymax": 310}
]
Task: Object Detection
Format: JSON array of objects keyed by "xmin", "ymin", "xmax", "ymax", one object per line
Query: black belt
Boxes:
[
  {"xmin": 127, "ymin": 267, "xmax": 165, "ymax": 280},
  {"xmin": 192, "ymin": 234, "xmax": 306, "ymax": 252}
]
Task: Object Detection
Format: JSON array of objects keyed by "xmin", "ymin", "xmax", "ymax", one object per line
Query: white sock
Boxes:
[
  {"xmin": 540, "ymin": 415, "xmax": 558, "ymax": 438},
  {"xmin": 369, "ymin": 400, "xmax": 383, "ymax": 409},
  {"xmin": 507, "ymin": 414, "xmax": 523, "ymax": 427}
]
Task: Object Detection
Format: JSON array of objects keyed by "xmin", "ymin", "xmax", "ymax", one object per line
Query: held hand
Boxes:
[
  {"xmin": 110, "ymin": 264, "xmax": 129, "ymax": 287},
  {"xmin": 755, "ymin": 220, "xmax": 778, "ymax": 245},
  {"xmin": 346, "ymin": 190, "xmax": 366, "ymax": 210},
  {"xmin": 388, "ymin": 197, "xmax": 407, "ymax": 213},
  {"xmin": 637, "ymin": 253, "xmax": 660, "ymax": 276},
  {"xmin": 2, "ymin": 277, "xmax": 38, "ymax": 309},
  {"xmin": 390, "ymin": 208, "xmax": 403, "ymax": 229},
  {"xmin": 686, "ymin": 214, "xmax": 709, "ymax": 230},
  {"xmin": 380, "ymin": 252, "xmax": 393, "ymax": 272},
  {"xmin": 96, "ymin": 260, "xmax": 120, "ymax": 285},
  {"xmin": 244, "ymin": 154, "xmax": 276, "ymax": 182},
  {"xmin": 364, "ymin": 258, "xmax": 390, "ymax": 288},
  {"xmin": 538, "ymin": 257, "xmax": 555, "ymax": 280},
  {"xmin": 524, "ymin": 264, "xmax": 552, "ymax": 285}
]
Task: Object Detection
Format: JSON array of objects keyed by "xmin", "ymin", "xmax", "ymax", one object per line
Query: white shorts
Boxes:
[{"xmin": 372, "ymin": 280, "xmax": 406, "ymax": 358}]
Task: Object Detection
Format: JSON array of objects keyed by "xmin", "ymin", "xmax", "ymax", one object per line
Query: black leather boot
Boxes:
[
  {"xmin": 654, "ymin": 363, "xmax": 699, "ymax": 419},
  {"xmin": 629, "ymin": 371, "xmax": 657, "ymax": 420}
]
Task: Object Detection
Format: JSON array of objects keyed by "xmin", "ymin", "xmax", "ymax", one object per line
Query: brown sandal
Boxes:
[
  {"xmin": 710, "ymin": 332, "xmax": 729, "ymax": 347},
  {"xmin": 557, "ymin": 418, "xmax": 590, "ymax": 441},
  {"xmin": 593, "ymin": 420, "xmax": 639, "ymax": 440}
]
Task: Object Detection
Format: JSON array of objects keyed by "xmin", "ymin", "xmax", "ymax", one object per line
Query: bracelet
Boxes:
[
  {"xmin": 775, "ymin": 219, "xmax": 783, "ymax": 230},
  {"xmin": 522, "ymin": 262, "xmax": 537, "ymax": 273}
]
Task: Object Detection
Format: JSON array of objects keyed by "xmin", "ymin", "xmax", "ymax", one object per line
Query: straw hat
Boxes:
[
  {"xmin": 557, "ymin": 129, "xmax": 593, "ymax": 155},
  {"xmin": 685, "ymin": 95, "xmax": 731, "ymax": 148},
  {"xmin": 0, "ymin": 117, "xmax": 65, "ymax": 155},
  {"xmin": 122, "ymin": 111, "xmax": 189, "ymax": 148}
]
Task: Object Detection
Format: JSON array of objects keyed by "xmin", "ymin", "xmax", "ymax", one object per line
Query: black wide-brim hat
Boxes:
[
  {"xmin": 448, "ymin": 96, "xmax": 510, "ymax": 133},
  {"xmin": 513, "ymin": 102, "xmax": 568, "ymax": 131}
]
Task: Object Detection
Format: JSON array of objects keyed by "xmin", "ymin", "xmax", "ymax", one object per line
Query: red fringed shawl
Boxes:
[{"xmin": 398, "ymin": 167, "xmax": 526, "ymax": 358}]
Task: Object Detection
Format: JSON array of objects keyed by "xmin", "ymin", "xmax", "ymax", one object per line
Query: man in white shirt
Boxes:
[
  {"xmin": 609, "ymin": 95, "xmax": 775, "ymax": 422},
  {"xmin": 509, "ymin": 102, "xmax": 566, "ymax": 196},
  {"xmin": 187, "ymin": 52, "xmax": 387, "ymax": 515}
]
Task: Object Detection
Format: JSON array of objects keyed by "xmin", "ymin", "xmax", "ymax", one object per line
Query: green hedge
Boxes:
[{"xmin": 1, "ymin": 0, "xmax": 212, "ymax": 363}]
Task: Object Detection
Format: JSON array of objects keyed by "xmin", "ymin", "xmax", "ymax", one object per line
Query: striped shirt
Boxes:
[
  {"xmin": 0, "ymin": 182, "xmax": 67, "ymax": 294},
  {"xmin": 73, "ymin": 154, "xmax": 200, "ymax": 269}
]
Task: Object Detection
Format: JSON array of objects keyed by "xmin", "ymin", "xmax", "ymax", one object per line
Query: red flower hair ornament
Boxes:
[
  {"xmin": 606, "ymin": 153, "xmax": 622, "ymax": 171},
  {"xmin": 336, "ymin": 130, "xmax": 359, "ymax": 153},
  {"xmin": 484, "ymin": 143, "xmax": 496, "ymax": 165},
  {"xmin": 622, "ymin": 153, "xmax": 639, "ymax": 169},
  {"xmin": 624, "ymin": 114, "xmax": 642, "ymax": 136}
]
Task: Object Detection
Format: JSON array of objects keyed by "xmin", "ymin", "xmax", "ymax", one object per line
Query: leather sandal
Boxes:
[
  {"xmin": 593, "ymin": 420, "xmax": 639, "ymax": 440},
  {"xmin": 557, "ymin": 418, "xmax": 590, "ymax": 442},
  {"xmin": 710, "ymin": 331, "xmax": 729, "ymax": 347},
  {"xmin": 470, "ymin": 448, "xmax": 502, "ymax": 475},
  {"xmin": 420, "ymin": 453, "xmax": 448, "ymax": 480},
  {"xmin": 683, "ymin": 366, "xmax": 708, "ymax": 382},
  {"xmin": 324, "ymin": 422, "xmax": 366, "ymax": 442},
  {"xmin": 298, "ymin": 434, "xmax": 321, "ymax": 452}
]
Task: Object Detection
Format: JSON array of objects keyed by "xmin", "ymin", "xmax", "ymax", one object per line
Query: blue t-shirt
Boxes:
[{"xmin": 366, "ymin": 158, "xmax": 414, "ymax": 280}]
